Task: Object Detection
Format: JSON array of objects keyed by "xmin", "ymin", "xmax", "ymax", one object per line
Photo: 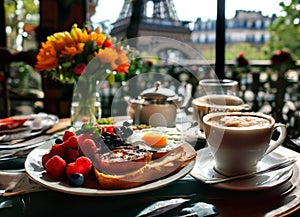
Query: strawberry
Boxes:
[
  {"xmin": 101, "ymin": 125, "xmax": 115, "ymax": 135},
  {"xmin": 45, "ymin": 155, "xmax": 66, "ymax": 180},
  {"xmin": 62, "ymin": 136, "xmax": 79, "ymax": 149},
  {"xmin": 49, "ymin": 144, "xmax": 67, "ymax": 158},
  {"xmin": 66, "ymin": 149, "xmax": 80, "ymax": 163},
  {"xmin": 42, "ymin": 153, "xmax": 51, "ymax": 168},
  {"xmin": 65, "ymin": 156, "xmax": 92, "ymax": 178},
  {"xmin": 79, "ymin": 139, "xmax": 97, "ymax": 158},
  {"xmin": 63, "ymin": 130, "xmax": 76, "ymax": 142}
]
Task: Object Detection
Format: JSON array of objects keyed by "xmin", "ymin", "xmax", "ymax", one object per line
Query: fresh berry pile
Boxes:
[{"xmin": 42, "ymin": 122, "xmax": 134, "ymax": 186}]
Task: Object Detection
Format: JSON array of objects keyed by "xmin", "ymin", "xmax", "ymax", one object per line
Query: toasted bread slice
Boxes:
[
  {"xmin": 94, "ymin": 146, "xmax": 153, "ymax": 175},
  {"xmin": 94, "ymin": 143, "xmax": 197, "ymax": 190}
]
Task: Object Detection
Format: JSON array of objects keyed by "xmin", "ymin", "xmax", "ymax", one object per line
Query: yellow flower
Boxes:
[
  {"xmin": 61, "ymin": 43, "xmax": 85, "ymax": 57},
  {"xmin": 35, "ymin": 23, "xmax": 130, "ymax": 84},
  {"xmin": 70, "ymin": 24, "xmax": 85, "ymax": 43}
]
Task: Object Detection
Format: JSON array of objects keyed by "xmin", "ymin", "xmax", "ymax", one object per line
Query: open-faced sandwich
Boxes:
[{"xmin": 41, "ymin": 122, "xmax": 197, "ymax": 190}]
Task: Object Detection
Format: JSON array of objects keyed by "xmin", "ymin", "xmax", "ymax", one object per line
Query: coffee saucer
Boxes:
[{"xmin": 190, "ymin": 148, "xmax": 294, "ymax": 191}]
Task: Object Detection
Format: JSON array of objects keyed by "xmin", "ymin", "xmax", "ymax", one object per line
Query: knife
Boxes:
[
  {"xmin": 136, "ymin": 198, "xmax": 190, "ymax": 217},
  {"xmin": 136, "ymin": 195, "xmax": 219, "ymax": 217},
  {"xmin": 0, "ymin": 136, "xmax": 53, "ymax": 160}
]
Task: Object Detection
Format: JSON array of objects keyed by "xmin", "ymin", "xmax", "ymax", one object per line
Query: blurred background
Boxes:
[{"xmin": 0, "ymin": 0, "xmax": 299, "ymax": 137}]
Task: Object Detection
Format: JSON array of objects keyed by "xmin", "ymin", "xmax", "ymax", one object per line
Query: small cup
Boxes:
[
  {"xmin": 198, "ymin": 79, "xmax": 239, "ymax": 96},
  {"xmin": 193, "ymin": 79, "xmax": 249, "ymax": 130},
  {"xmin": 192, "ymin": 94, "xmax": 249, "ymax": 130},
  {"xmin": 203, "ymin": 112, "xmax": 287, "ymax": 176}
]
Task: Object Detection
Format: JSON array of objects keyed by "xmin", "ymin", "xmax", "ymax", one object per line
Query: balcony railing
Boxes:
[{"xmin": 100, "ymin": 60, "xmax": 300, "ymax": 138}]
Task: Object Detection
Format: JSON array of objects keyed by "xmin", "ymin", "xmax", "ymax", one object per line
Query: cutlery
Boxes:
[
  {"xmin": 0, "ymin": 136, "xmax": 53, "ymax": 159},
  {"xmin": 290, "ymin": 138, "xmax": 300, "ymax": 148},
  {"xmin": 203, "ymin": 158, "xmax": 296, "ymax": 184},
  {"xmin": 0, "ymin": 200, "xmax": 13, "ymax": 209},
  {"xmin": 0, "ymin": 135, "xmax": 52, "ymax": 149},
  {"xmin": 136, "ymin": 198, "xmax": 191, "ymax": 217},
  {"xmin": 136, "ymin": 194, "xmax": 218, "ymax": 217}
]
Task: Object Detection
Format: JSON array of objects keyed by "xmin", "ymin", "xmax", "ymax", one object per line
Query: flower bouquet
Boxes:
[{"xmin": 35, "ymin": 24, "xmax": 130, "ymax": 126}]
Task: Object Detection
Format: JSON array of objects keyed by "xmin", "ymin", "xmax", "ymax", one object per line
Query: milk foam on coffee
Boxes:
[{"xmin": 208, "ymin": 115, "xmax": 271, "ymax": 128}]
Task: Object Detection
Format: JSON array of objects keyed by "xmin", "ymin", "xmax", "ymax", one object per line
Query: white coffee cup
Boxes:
[
  {"xmin": 203, "ymin": 112, "xmax": 287, "ymax": 176},
  {"xmin": 192, "ymin": 94, "xmax": 249, "ymax": 130}
]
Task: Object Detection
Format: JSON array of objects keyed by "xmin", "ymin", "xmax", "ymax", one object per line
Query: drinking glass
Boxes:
[
  {"xmin": 198, "ymin": 79, "xmax": 239, "ymax": 96},
  {"xmin": 192, "ymin": 79, "xmax": 247, "ymax": 130}
]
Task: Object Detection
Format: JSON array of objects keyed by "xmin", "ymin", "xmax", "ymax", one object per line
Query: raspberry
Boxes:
[
  {"xmin": 77, "ymin": 133, "xmax": 93, "ymax": 145},
  {"xmin": 45, "ymin": 155, "xmax": 66, "ymax": 180},
  {"xmin": 66, "ymin": 149, "xmax": 80, "ymax": 163},
  {"xmin": 42, "ymin": 153, "xmax": 51, "ymax": 168},
  {"xmin": 49, "ymin": 144, "xmax": 67, "ymax": 158},
  {"xmin": 63, "ymin": 130, "xmax": 76, "ymax": 142},
  {"xmin": 65, "ymin": 156, "xmax": 92, "ymax": 178},
  {"xmin": 62, "ymin": 136, "xmax": 79, "ymax": 149},
  {"xmin": 79, "ymin": 139, "xmax": 97, "ymax": 159}
]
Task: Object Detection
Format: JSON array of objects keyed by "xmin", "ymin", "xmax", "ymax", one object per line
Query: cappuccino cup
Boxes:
[
  {"xmin": 192, "ymin": 94, "xmax": 249, "ymax": 130},
  {"xmin": 203, "ymin": 112, "xmax": 287, "ymax": 176}
]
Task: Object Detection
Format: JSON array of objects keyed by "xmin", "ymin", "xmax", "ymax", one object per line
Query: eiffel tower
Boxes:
[{"xmin": 110, "ymin": 0, "xmax": 197, "ymax": 59}]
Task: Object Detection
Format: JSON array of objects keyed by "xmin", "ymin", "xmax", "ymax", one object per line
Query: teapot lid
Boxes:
[{"xmin": 140, "ymin": 81, "xmax": 176, "ymax": 100}]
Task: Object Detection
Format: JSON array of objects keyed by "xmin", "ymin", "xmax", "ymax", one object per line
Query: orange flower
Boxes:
[
  {"xmin": 35, "ymin": 23, "xmax": 130, "ymax": 84},
  {"xmin": 111, "ymin": 52, "xmax": 130, "ymax": 72},
  {"xmin": 96, "ymin": 48, "xmax": 118, "ymax": 64},
  {"xmin": 61, "ymin": 43, "xmax": 85, "ymax": 57},
  {"xmin": 36, "ymin": 42, "xmax": 59, "ymax": 71}
]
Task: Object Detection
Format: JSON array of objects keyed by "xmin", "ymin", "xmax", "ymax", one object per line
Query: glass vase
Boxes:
[{"xmin": 71, "ymin": 80, "xmax": 101, "ymax": 129}]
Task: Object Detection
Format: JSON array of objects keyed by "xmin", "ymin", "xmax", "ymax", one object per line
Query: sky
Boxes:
[{"xmin": 91, "ymin": 0, "xmax": 284, "ymax": 24}]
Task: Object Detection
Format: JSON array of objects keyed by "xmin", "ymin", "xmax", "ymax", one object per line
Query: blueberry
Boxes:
[
  {"xmin": 103, "ymin": 138, "xmax": 111, "ymax": 144},
  {"xmin": 95, "ymin": 137, "xmax": 106, "ymax": 146},
  {"xmin": 112, "ymin": 138, "xmax": 123, "ymax": 147},
  {"xmin": 55, "ymin": 138, "xmax": 63, "ymax": 144},
  {"xmin": 123, "ymin": 121, "xmax": 131, "ymax": 127},
  {"xmin": 102, "ymin": 132, "xmax": 112, "ymax": 137},
  {"xmin": 120, "ymin": 126, "xmax": 126, "ymax": 132},
  {"xmin": 113, "ymin": 127, "xmax": 122, "ymax": 134},
  {"xmin": 123, "ymin": 128, "xmax": 133, "ymax": 138},
  {"xmin": 110, "ymin": 133, "xmax": 118, "ymax": 140},
  {"xmin": 69, "ymin": 173, "xmax": 84, "ymax": 187},
  {"xmin": 109, "ymin": 144, "xmax": 116, "ymax": 150}
]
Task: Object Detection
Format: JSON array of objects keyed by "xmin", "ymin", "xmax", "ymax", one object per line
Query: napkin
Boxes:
[
  {"xmin": 0, "ymin": 171, "xmax": 46, "ymax": 197},
  {"xmin": 0, "ymin": 117, "xmax": 28, "ymax": 131}
]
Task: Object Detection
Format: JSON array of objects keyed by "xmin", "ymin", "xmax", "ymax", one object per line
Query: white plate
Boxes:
[
  {"xmin": 25, "ymin": 141, "xmax": 196, "ymax": 196},
  {"xmin": 190, "ymin": 147, "xmax": 294, "ymax": 191},
  {"xmin": 0, "ymin": 126, "xmax": 30, "ymax": 135},
  {"xmin": 0, "ymin": 114, "xmax": 58, "ymax": 144}
]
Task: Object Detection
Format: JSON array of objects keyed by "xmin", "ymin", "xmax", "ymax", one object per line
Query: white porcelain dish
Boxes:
[
  {"xmin": 25, "ymin": 141, "xmax": 195, "ymax": 196},
  {"xmin": 190, "ymin": 147, "xmax": 294, "ymax": 191},
  {"xmin": 0, "ymin": 114, "xmax": 58, "ymax": 143}
]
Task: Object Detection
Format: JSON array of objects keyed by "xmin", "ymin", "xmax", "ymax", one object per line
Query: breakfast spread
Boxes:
[{"xmin": 41, "ymin": 122, "xmax": 197, "ymax": 190}]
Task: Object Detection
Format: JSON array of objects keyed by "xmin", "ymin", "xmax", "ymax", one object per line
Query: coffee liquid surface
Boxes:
[{"xmin": 208, "ymin": 115, "xmax": 271, "ymax": 127}]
